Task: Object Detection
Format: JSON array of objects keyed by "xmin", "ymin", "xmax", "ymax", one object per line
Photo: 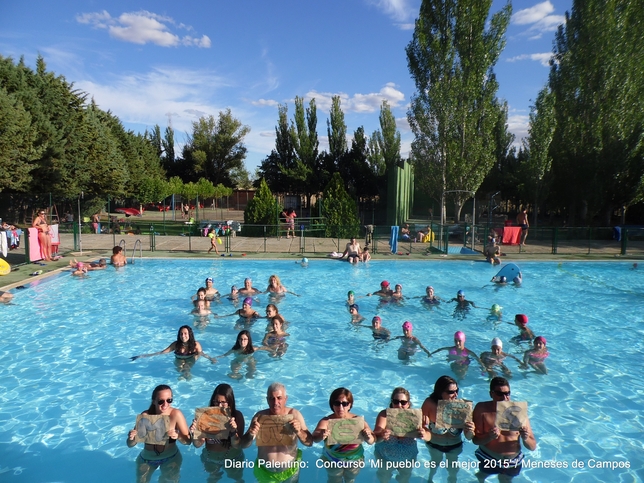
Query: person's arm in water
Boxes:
[
  {"xmin": 130, "ymin": 342, "xmax": 176, "ymax": 360},
  {"xmin": 414, "ymin": 337, "xmax": 432, "ymax": 357}
]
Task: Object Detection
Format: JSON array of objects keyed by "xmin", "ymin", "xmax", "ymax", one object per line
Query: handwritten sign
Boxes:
[
  {"xmin": 256, "ymin": 414, "xmax": 295, "ymax": 446},
  {"xmin": 495, "ymin": 401, "xmax": 527, "ymax": 431},
  {"xmin": 435, "ymin": 400, "xmax": 473, "ymax": 429},
  {"xmin": 134, "ymin": 414, "xmax": 169, "ymax": 444},
  {"xmin": 386, "ymin": 408, "xmax": 422, "ymax": 437},
  {"xmin": 193, "ymin": 407, "xmax": 231, "ymax": 440},
  {"xmin": 327, "ymin": 417, "xmax": 364, "ymax": 445}
]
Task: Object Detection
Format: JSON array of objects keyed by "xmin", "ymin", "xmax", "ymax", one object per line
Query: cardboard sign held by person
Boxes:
[
  {"xmin": 256, "ymin": 414, "xmax": 295, "ymax": 446},
  {"xmin": 326, "ymin": 417, "xmax": 365, "ymax": 445},
  {"xmin": 193, "ymin": 407, "xmax": 231, "ymax": 440},
  {"xmin": 495, "ymin": 401, "xmax": 528, "ymax": 431},
  {"xmin": 386, "ymin": 408, "xmax": 422, "ymax": 437},
  {"xmin": 435, "ymin": 400, "xmax": 473, "ymax": 429},
  {"xmin": 134, "ymin": 414, "xmax": 170, "ymax": 444}
]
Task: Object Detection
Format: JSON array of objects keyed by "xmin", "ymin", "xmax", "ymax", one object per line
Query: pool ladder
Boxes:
[{"xmin": 118, "ymin": 239, "xmax": 143, "ymax": 264}]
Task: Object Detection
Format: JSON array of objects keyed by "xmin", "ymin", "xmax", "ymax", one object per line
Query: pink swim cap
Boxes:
[
  {"xmin": 372, "ymin": 316, "xmax": 381, "ymax": 323},
  {"xmin": 535, "ymin": 336, "xmax": 547, "ymax": 345},
  {"xmin": 77, "ymin": 262, "xmax": 84, "ymax": 269},
  {"xmin": 381, "ymin": 280, "xmax": 390, "ymax": 287},
  {"xmin": 515, "ymin": 314, "xmax": 528, "ymax": 325},
  {"xmin": 402, "ymin": 321, "xmax": 413, "ymax": 330},
  {"xmin": 454, "ymin": 331, "xmax": 466, "ymax": 341}
]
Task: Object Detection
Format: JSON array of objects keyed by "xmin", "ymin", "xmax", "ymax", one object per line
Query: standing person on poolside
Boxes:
[
  {"xmin": 373, "ymin": 387, "xmax": 431, "ymax": 483},
  {"xmin": 32, "ymin": 209, "xmax": 52, "ymax": 261},
  {"xmin": 341, "ymin": 237, "xmax": 362, "ymax": 264},
  {"xmin": 238, "ymin": 277, "xmax": 262, "ymax": 296},
  {"xmin": 240, "ymin": 382, "xmax": 313, "ymax": 483},
  {"xmin": 312, "ymin": 387, "xmax": 375, "ymax": 483},
  {"xmin": 126, "ymin": 384, "xmax": 191, "ymax": 483},
  {"xmin": 421, "ymin": 375, "xmax": 475, "ymax": 483},
  {"xmin": 282, "ymin": 208, "xmax": 297, "ymax": 239},
  {"xmin": 472, "ymin": 377, "xmax": 537, "ymax": 482},
  {"xmin": 191, "ymin": 384, "xmax": 245, "ymax": 483},
  {"xmin": 516, "ymin": 208, "xmax": 529, "ymax": 246},
  {"xmin": 207, "ymin": 227, "xmax": 220, "ymax": 255},
  {"xmin": 393, "ymin": 321, "xmax": 431, "ymax": 361}
]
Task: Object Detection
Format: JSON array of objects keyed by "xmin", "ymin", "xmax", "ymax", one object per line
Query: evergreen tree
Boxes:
[
  {"xmin": 244, "ymin": 178, "xmax": 280, "ymax": 236},
  {"xmin": 322, "ymin": 172, "xmax": 360, "ymax": 238}
]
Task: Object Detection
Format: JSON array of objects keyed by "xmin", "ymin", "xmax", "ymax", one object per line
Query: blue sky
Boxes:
[{"xmin": 0, "ymin": 0, "xmax": 570, "ymax": 174}]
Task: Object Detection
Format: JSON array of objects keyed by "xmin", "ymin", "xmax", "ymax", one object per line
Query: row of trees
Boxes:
[
  {"xmin": 257, "ymin": 96, "xmax": 404, "ymax": 217},
  {"xmin": 0, "ymin": 55, "xmax": 249, "ymax": 220},
  {"xmin": 406, "ymin": 0, "xmax": 643, "ymax": 226}
]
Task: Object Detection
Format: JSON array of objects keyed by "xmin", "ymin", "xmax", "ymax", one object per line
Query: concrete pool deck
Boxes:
[{"xmin": 1, "ymin": 231, "xmax": 642, "ymax": 291}]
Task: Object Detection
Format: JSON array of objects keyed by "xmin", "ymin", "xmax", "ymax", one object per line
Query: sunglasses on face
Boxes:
[
  {"xmin": 157, "ymin": 398, "xmax": 173, "ymax": 405},
  {"xmin": 445, "ymin": 389, "xmax": 459, "ymax": 395},
  {"xmin": 493, "ymin": 390, "xmax": 510, "ymax": 397},
  {"xmin": 392, "ymin": 399, "xmax": 409, "ymax": 405},
  {"xmin": 333, "ymin": 401, "xmax": 350, "ymax": 407}
]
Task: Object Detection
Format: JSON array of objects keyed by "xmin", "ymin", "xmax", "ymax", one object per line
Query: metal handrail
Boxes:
[{"xmin": 131, "ymin": 239, "xmax": 142, "ymax": 264}]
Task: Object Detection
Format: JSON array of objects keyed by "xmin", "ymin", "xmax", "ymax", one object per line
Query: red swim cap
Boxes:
[{"xmin": 515, "ymin": 314, "xmax": 528, "ymax": 325}]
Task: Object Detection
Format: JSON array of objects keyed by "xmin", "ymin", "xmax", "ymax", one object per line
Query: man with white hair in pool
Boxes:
[
  {"xmin": 238, "ymin": 277, "xmax": 261, "ymax": 295},
  {"xmin": 472, "ymin": 377, "xmax": 537, "ymax": 482},
  {"xmin": 240, "ymin": 382, "xmax": 312, "ymax": 482}
]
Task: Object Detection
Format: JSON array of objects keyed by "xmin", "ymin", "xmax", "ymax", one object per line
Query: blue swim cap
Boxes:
[
  {"xmin": 302, "ymin": 257, "xmax": 308, "ymax": 263},
  {"xmin": 457, "ymin": 290, "xmax": 465, "ymax": 296},
  {"xmin": 349, "ymin": 304, "xmax": 359, "ymax": 311}
]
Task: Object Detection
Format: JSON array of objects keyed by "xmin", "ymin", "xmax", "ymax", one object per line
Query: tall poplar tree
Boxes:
[
  {"xmin": 549, "ymin": 0, "xmax": 644, "ymax": 224},
  {"xmin": 406, "ymin": 0, "xmax": 511, "ymax": 221},
  {"xmin": 288, "ymin": 96, "xmax": 320, "ymax": 207}
]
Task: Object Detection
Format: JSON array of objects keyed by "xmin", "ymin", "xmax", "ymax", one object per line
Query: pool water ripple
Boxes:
[{"xmin": 1, "ymin": 260, "xmax": 643, "ymax": 482}]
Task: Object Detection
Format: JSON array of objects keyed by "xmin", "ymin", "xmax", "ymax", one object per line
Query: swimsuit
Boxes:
[
  {"xmin": 374, "ymin": 437, "xmax": 418, "ymax": 462},
  {"xmin": 428, "ymin": 421, "xmax": 463, "ymax": 437},
  {"xmin": 399, "ymin": 338, "xmax": 419, "ymax": 355},
  {"xmin": 138, "ymin": 446, "xmax": 179, "ymax": 467},
  {"xmin": 426, "ymin": 440, "xmax": 463, "ymax": 453},
  {"xmin": 527, "ymin": 351, "xmax": 549, "ymax": 363},
  {"xmin": 448, "ymin": 348, "xmax": 471, "ymax": 365},
  {"xmin": 322, "ymin": 443, "xmax": 364, "ymax": 462},
  {"xmin": 254, "ymin": 449, "xmax": 302, "ymax": 483},
  {"xmin": 475, "ymin": 447, "xmax": 524, "ymax": 476}
]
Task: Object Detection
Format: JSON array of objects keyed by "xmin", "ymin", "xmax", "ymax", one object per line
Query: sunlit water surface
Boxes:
[{"xmin": 1, "ymin": 259, "xmax": 643, "ymax": 482}]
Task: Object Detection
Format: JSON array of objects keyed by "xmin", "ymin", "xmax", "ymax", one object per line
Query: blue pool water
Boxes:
[{"xmin": 1, "ymin": 259, "xmax": 643, "ymax": 482}]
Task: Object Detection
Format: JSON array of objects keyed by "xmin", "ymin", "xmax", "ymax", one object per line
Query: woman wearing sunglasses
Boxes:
[
  {"xmin": 191, "ymin": 383, "xmax": 245, "ymax": 483},
  {"xmin": 126, "ymin": 384, "xmax": 191, "ymax": 483},
  {"xmin": 373, "ymin": 387, "xmax": 431, "ymax": 483},
  {"xmin": 312, "ymin": 387, "xmax": 375, "ymax": 483},
  {"xmin": 421, "ymin": 376, "xmax": 475, "ymax": 483}
]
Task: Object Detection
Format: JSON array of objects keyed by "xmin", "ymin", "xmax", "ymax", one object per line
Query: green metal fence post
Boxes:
[
  {"xmin": 552, "ymin": 227, "xmax": 558, "ymax": 254},
  {"xmin": 621, "ymin": 228, "xmax": 628, "ymax": 255},
  {"xmin": 73, "ymin": 221, "xmax": 79, "ymax": 251},
  {"xmin": 149, "ymin": 225, "xmax": 155, "ymax": 252}
]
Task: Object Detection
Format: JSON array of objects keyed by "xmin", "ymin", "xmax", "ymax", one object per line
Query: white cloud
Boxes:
[
  {"xmin": 367, "ymin": 0, "xmax": 419, "ymax": 29},
  {"xmin": 395, "ymin": 116, "xmax": 410, "ymax": 132},
  {"xmin": 506, "ymin": 52, "xmax": 552, "ymax": 67},
  {"xmin": 252, "ymin": 99, "xmax": 280, "ymax": 107},
  {"xmin": 76, "ymin": 10, "xmax": 211, "ymax": 48},
  {"xmin": 76, "ymin": 67, "xmax": 229, "ymax": 134},
  {"xmin": 511, "ymin": 2, "xmax": 565, "ymax": 39},
  {"xmin": 507, "ymin": 113, "xmax": 530, "ymax": 144},
  {"xmin": 512, "ymin": 1, "xmax": 554, "ymax": 25}
]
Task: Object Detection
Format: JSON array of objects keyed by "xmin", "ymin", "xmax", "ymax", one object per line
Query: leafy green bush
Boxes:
[
  {"xmin": 243, "ymin": 178, "xmax": 279, "ymax": 236},
  {"xmin": 322, "ymin": 173, "xmax": 360, "ymax": 238}
]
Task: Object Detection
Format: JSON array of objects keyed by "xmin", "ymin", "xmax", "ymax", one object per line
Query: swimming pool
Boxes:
[{"xmin": 1, "ymin": 260, "xmax": 643, "ymax": 482}]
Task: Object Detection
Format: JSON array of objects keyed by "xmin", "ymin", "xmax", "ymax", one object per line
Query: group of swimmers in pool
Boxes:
[{"xmin": 128, "ymin": 376, "xmax": 537, "ymax": 483}]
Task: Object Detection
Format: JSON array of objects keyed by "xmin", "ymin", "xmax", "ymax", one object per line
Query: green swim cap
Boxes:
[{"xmin": 491, "ymin": 304, "xmax": 502, "ymax": 312}]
